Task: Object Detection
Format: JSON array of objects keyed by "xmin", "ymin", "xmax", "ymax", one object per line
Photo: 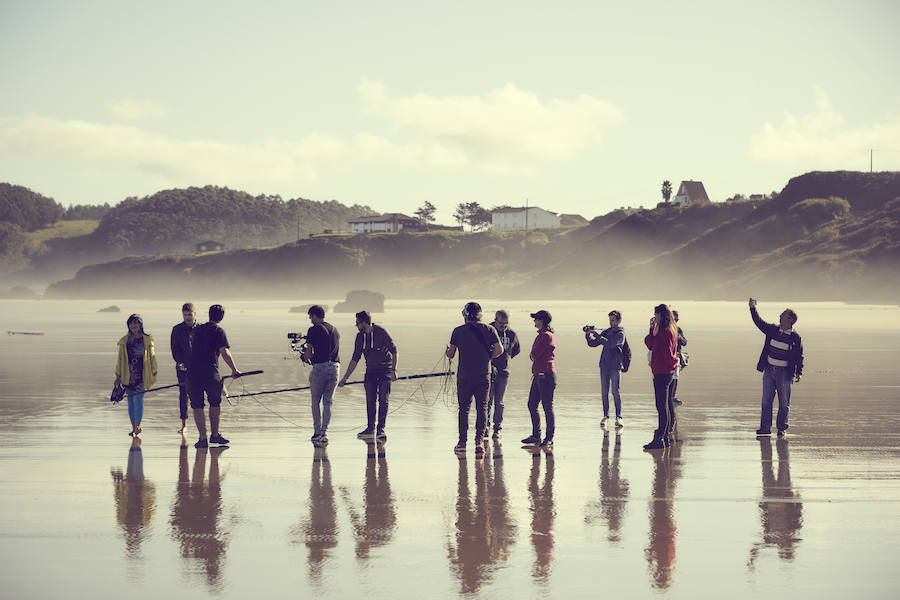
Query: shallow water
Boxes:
[{"xmin": 1, "ymin": 299, "xmax": 899, "ymax": 598}]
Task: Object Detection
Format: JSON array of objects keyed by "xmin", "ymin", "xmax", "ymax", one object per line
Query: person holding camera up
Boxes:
[
  {"xmin": 304, "ymin": 305, "xmax": 341, "ymax": 444},
  {"xmin": 749, "ymin": 298, "xmax": 803, "ymax": 437},
  {"xmin": 585, "ymin": 310, "xmax": 626, "ymax": 429},
  {"xmin": 339, "ymin": 311, "xmax": 396, "ymax": 442}
]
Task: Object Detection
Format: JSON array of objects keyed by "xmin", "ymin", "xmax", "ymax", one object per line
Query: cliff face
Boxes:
[{"xmin": 44, "ymin": 171, "xmax": 900, "ymax": 301}]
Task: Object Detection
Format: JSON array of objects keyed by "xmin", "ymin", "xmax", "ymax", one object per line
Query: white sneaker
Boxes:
[
  {"xmin": 615, "ymin": 417, "xmax": 625, "ymax": 428},
  {"xmin": 600, "ymin": 416, "xmax": 610, "ymax": 428}
]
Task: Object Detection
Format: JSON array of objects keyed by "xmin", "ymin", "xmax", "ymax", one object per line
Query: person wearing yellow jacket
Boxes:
[{"xmin": 115, "ymin": 314, "xmax": 158, "ymax": 436}]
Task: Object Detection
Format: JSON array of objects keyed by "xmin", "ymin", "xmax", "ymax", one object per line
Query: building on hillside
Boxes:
[
  {"xmin": 671, "ymin": 181, "xmax": 711, "ymax": 207},
  {"xmin": 195, "ymin": 240, "xmax": 225, "ymax": 253},
  {"xmin": 491, "ymin": 206, "xmax": 561, "ymax": 231},
  {"xmin": 348, "ymin": 213, "xmax": 419, "ymax": 234},
  {"xmin": 559, "ymin": 213, "xmax": 589, "ymax": 227}
]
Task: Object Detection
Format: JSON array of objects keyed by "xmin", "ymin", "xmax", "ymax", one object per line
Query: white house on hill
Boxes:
[
  {"xmin": 671, "ymin": 181, "xmax": 711, "ymax": 207},
  {"xmin": 348, "ymin": 213, "xmax": 419, "ymax": 234},
  {"xmin": 491, "ymin": 206, "xmax": 561, "ymax": 231}
]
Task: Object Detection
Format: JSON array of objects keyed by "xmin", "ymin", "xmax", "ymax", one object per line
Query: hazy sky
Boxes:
[{"xmin": 2, "ymin": 0, "xmax": 898, "ymax": 223}]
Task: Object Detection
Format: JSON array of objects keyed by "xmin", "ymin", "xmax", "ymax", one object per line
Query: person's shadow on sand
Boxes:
[{"xmin": 110, "ymin": 437, "xmax": 156, "ymax": 560}]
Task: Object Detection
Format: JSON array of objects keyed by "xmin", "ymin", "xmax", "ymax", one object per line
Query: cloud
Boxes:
[
  {"xmin": 750, "ymin": 89, "xmax": 900, "ymax": 166},
  {"xmin": 0, "ymin": 114, "xmax": 316, "ymax": 186},
  {"xmin": 107, "ymin": 98, "xmax": 167, "ymax": 122},
  {"xmin": 358, "ymin": 78, "xmax": 623, "ymax": 161},
  {"xmin": 0, "ymin": 115, "xmax": 468, "ymax": 189}
]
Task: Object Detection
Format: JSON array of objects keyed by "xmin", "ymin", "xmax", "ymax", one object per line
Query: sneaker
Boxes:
[
  {"xmin": 615, "ymin": 416, "xmax": 624, "ymax": 428},
  {"xmin": 756, "ymin": 429, "xmax": 771, "ymax": 436},
  {"xmin": 376, "ymin": 429, "xmax": 387, "ymax": 441},
  {"xmin": 521, "ymin": 435, "xmax": 541, "ymax": 445},
  {"xmin": 357, "ymin": 427, "xmax": 375, "ymax": 438},
  {"xmin": 209, "ymin": 434, "xmax": 230, "ymax": 445},
  {"xmin": 777, "ymin": 429, "xmax": 787, "ymax": 437},
  {"xmin": 194, "ymin": 438, "xmax": 208, "ymax": 448},
  {"xmin": 453, "ymin": 441, "xmax": 466, "ymax": 452},
  {"xmin": 492, "ymin": 429, "xmax": 501, "ymax": 440},
  {"xmin": 310, "ymin": 433, "xmax": 320, "ymax": 442},
  {"xmin": 673, "ymin": 398, "xmax": 684, "ymax": 406},
  {"xmin": 474, "ymin": 443, "xmax": 485, "ymax": 456},
  {"xmin": 317, "ymin": 435, "xmax": 329, "ymax": 444},
  {"xmin": 540, "ymin": 438, "xmax": 554, "ymax": 448},
  {"xmin": 600, "ymin": 416, "xmax": 610, "ymax": 428}
]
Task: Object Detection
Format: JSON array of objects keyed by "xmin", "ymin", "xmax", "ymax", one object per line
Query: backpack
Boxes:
[{"xmin": 620, "ymin": 337, "xmax": 632, "ymax": 373}]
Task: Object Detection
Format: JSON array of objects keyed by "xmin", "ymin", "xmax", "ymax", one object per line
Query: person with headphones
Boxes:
[{"xmin": 446, "ymin": 302, "xmax": 503, "ymax": 455}]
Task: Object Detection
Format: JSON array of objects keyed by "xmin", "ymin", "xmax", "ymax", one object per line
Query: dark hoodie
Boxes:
[{"xmin": 490, "ymin": 323, "xmax": 521, "ymax": 376}]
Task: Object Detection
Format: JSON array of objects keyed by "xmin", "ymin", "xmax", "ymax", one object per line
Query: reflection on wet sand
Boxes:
[
  {"xmin": 170, "ymin": 440, "xmax": 229, "ymax": 590},
  {"xmin": 342, "ymin": 441, "xmax": 397, "ymax": 559},
  {"xmin": 584, "ymin": 431, "xmax": 630, "ymax": 544},
  {"xmin": 527, "ymin": 447, "xmax": 555, "ymax": 585},
  {"xmin": 292, "ymin": 445, "xmax": 338, "ymax": 584},
  {"xmin": 110, "ymin": 437, "xmax": 156, "ymax": 559},
  {"xmin": 645, "ymin": 444, "xmax": 681, "ymax": 590},
  {"xmin": 749, "ymin": 438, "xmax": 803, "ymax": 568},
  {"xmin": 447, "ymin": 442, "xmax": 518, "ymax": 594}
]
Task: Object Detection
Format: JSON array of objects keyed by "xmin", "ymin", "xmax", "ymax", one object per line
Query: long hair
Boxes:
[
  {"xmin": 653, "ymin": 304, "xmax": 675, "ymax": 334},
  {"xmin": 126, "ymin": 314, "xmax": 147, "ymax": 336}
]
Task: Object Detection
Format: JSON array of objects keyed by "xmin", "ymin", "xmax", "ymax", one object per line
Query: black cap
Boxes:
[{"xmin": 530, "ymin": 309, "xmax": 552, "ymax": 323}]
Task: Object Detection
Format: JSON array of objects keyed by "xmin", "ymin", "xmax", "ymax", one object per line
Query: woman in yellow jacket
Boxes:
[{"xmin": 115, "ymin": 314, "xmax": 158, "ymax": 436}]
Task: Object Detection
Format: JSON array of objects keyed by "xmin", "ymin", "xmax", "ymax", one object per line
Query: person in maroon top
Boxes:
[
  {"xmin": 643, "ymin": 304, "xmax": 678, "ymax": 450},
  {"xmin": 522, "ymin": 309, "xmax": 556, "ymax": 448}
]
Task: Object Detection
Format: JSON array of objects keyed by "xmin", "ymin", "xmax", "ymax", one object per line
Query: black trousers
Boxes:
[
  {"xmin": 457, "ymin": 375, "xmax": 490, "ymax": 442},
  {"xmin": 176, "ymin": 369, "xmax": 189, "ymax": 420},
  {"xmin": 527, "ymin": 372, "xmax": 556, "ymax": 440},
  {"xmin": 652, "ymin": 373, "xmax": 675, "ymax": 436}
]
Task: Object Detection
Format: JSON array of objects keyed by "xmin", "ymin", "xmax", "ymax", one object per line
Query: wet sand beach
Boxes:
[{"xmin": 1, "ymin": 299, "xmax": 899, "ymax": 598}]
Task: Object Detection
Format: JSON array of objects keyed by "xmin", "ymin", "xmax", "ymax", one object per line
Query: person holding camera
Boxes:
[
  {"xmin": 749, "ymin": 298, "xmax": 803, "ymax": 437},
  {"xmin": 446, "ymin": 302, "xmax": 502, "ymax": 454},
  {"xmin": 338, "ymin": 310, "xmax": 396, "ymax": 442},
  {"xmin": 305, "ymin": 305, "xmax": 341, "ymax": 444},
  {"xmin": 585, "ymin": 310, "xmax": 626, "ymax": 429}
]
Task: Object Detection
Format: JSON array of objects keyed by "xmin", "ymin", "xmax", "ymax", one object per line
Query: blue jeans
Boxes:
[
  {"xmin": 310, "ymin": 362, "xmax": 339, "ymax": 435},
  {"xmin": 126, "ymin": 391, "xmax": 145, "ymax": 423},
  {"xmin": 487, "ymin": 373, "xmax": 509, "ymax": 431},
  {"xmin": 364, "ymin": 370, "xmax": 392, "ymax": 430},
  {"xmin": 760, "ymin": 365, "xmax": 792, "ymax": 432},
  {"xmin": 599, "ymin": 366, "xmax": 622, "ymax": 418}
]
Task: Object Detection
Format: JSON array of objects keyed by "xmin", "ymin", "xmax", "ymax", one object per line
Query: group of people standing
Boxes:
[
  {"xmin": 116, "ymin": 303, "xmax": 242, "ymax": 447},
  {"xmin": 114, "ymin": 297, "xmax": 803, "ymax": 453}
]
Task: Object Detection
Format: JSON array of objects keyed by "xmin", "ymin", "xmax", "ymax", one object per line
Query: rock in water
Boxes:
[
  {"xmin": 97, "ymin": 305, "xmax": 121, "ymax": 313},
  {"xmin": 334, "ymin": 290, "xmax": 385, "ymax": 313}
]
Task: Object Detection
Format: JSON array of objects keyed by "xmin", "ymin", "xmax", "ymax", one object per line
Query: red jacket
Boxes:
[
  {"xmin": 644, "ymin": 327, "xmax": 677, "ymax": 375},
  {"xmin": 530, "ymin": 329, "xmax": 556, "ymax": 374}
]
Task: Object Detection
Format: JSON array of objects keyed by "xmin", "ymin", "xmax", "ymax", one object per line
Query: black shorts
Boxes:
[{"xmin": 189, "ymin": 376, "xmax": 224, "ymax": 409}]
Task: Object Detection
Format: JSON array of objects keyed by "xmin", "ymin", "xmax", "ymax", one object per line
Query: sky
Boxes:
[{"xmin": 1, "ymin": 0, "xmax": 899, "ymax": 224}]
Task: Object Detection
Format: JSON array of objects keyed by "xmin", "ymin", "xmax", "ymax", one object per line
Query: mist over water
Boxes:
[{"xmin": 1, "ymin": 299, "xmax": 899, "ymax": 598}]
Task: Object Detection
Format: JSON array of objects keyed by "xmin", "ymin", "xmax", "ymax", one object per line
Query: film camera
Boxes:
[
  {"xmin": 287, "ymin": 333, "xmax": 312, "ymax": 364},
  {"xmin": 582, "ymin": 325, "xmax": 597, "ymax": 333}
]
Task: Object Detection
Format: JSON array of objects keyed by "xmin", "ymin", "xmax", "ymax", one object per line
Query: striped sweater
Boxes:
[{"xmin": 750, "ymin": 306, "xmax": 803, "ymax": 377}]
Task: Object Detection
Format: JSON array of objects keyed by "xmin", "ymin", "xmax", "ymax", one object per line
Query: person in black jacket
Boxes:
[
  {"xmin": 749, "ymin": 298, "xmax": 803, "ymax": 437},
  {"xmin": 670, "ymin": 310, "xmax": 687, "ymax": 407},
  {"xmin": 486, "ymin": 309, "xmax": 520, "ymax": 439},
  {"xmin": 170, "ymin": 302, "xmax": 197, "ymax": 434}
]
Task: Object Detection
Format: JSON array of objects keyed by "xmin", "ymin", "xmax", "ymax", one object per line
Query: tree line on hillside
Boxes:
[{"xmin": 68, "ymin": 186, "xmax": 373, "ymax": 255}]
